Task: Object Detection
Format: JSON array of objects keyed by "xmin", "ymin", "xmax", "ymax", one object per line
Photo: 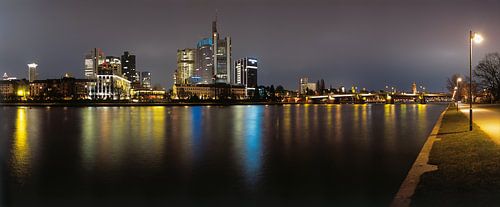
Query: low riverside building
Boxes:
[
  {"xmin": 93, "ymin": 74, "xmax": 131, "ymax": 100},
  {"xmin": 0, "ymin": 79, "xmax": 29, "ymax": 101},
  {"xmin": 131, "ymin": 88, "xmax": 166, "ymax": 101},
  {"xmin": 172, "ymin": 84, "xmax": 246, "ymax": 100},
  {"xmin": 29, "ymin": 77, "xmax": 93, "ymax": 100}
]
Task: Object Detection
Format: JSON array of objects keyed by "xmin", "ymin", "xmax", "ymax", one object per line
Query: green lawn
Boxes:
[{"xmin": 412, "ymin": 108, "xmax": 500, "ymax": 206}]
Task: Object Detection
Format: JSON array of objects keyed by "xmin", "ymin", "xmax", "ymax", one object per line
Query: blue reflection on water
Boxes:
[
  {"xmin": 242, "ymin": 106, "xmax": 263, "ymax": 186},
  {"xmin": 191, "ymin": 106, "xmax": 203, "ymax": 161}
]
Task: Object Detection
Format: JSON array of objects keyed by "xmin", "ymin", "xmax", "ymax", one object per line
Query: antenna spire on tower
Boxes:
[{"xmin": 212, "ymin": 10, "xmax": 218, "ymax": 33}]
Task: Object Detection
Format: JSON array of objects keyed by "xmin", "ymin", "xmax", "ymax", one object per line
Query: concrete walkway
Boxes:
[{"xmin": 459, "ymin": 104, "xmax": 500, "ymax": 144}]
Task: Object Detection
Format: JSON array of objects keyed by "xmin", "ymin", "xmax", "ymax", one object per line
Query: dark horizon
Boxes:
[{"xmin": 0, "ymin": 0, "xmax": 499, "ymax": 91}]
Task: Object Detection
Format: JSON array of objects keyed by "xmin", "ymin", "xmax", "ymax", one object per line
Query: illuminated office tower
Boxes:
[
  {"xmin": 195, "ymin": 38, "xmax": 213, "ymax": 84},
  {"xmin": 211, "ymin": 16, "xmax": 232, "ymax": 84},
  {"xmin": 234, "ymin": 57, "xmax": 258, "ymax": 88},
  {"xmin": 102, "ymin": 56, "xmax": 122, "ymax": 76},
  {"xmin": 176, "ymin": 48, "xmax": 196, "ymax": 84},
  {"xmin": 121, "ymin": 51, "xmax": 137, "ymax": 82},
  {"xmin": 141, "ymin": 71, "xmax": 152, "ymax": 89},
  {"xmin": 300, "ymin": 77, "xmax": 317, "ymax": 95},
  {"xmin": 84, "ymin": 48, "xmax": 105, "ymax": 79},
  {"xmin": 28, "ymin": 63, "xmax": 38, "ymax": 82}
]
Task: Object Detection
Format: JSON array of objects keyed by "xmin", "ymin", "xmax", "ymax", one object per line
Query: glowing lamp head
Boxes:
[
  {"xmin": 457, "ymin": 77, "xmax": 462, "ymax": 82},
  {"xmin": 472, "ymin": 33, "xmax": 483, "ymax": 44}
]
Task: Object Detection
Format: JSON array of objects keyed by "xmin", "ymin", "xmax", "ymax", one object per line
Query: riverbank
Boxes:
[
  {"xmin": 0, "ymin": 102, "xmax": 294, "ymax": 107},
  {"xmin": 411, "ymin": 108, "xmax": 500, "ymax": 206},
  {"xmin": 0, "ymin": 102, "xmax": 452, "ymax": 107}
]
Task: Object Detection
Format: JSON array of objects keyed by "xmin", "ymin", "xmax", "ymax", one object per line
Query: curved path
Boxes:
[{"xmin": 459, "ymin": 104, "xmax": 500, "ymax": 144}]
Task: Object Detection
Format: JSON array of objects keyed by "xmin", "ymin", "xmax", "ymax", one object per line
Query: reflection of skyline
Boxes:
[
  {"xmin": 3, "ymin": 105, "xmax": 447, "ymax": 206},
  {"xmin": 12, "ymin": 108, "xmax": 31, "ymax": 181},
  {"xmin": 11, "ymin": 107, "xmax": 41, "ymax": 184},
  {"xmin": 233, "ymin": 106, "xmax": 264, "ymax": 187},
  {"xmin": 80, "ymin": 107, "xmax": 168, "ymax": 171}
]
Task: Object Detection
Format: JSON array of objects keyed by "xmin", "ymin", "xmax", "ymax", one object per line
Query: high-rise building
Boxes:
[
  {"xmin": 196, "ymin": 38, "xmax": 213, "ymax": 84},
  {"xmin": 234, "ymin": 58, "xmax": 258, "ymax": 97},
  {"xmin": 173, "ymin": 69, "xmax": 178, "ymax": 85},
  {"xmin": 102, "ymin": 56, "xmax": 122, "ymax": 76},
  {"xmin": 176, "ymin": 49, "xmax": 196, "ymax": 84},
  {"xmin": 212, "ymin": 17, "xmax": 232, "ymax": 84},
  {"xmin": 121, "ymin": 51, "xmax": 137, "ymax": 82},
  {"xmin": 234, "ymin": 57, "xmax": 258, "ymax": 88},
  {"xmin": 299, "ymin": 77, "xmax": 317, "ymax": 94},
  {"xmin": 84, "ymin": 48, "xmax": 105, "ymax": 79},
  {"xmin": 141, "ymin": 71, "xmax": 152, "ymax": 89},
  {"xmin": 28, "ymin": 63, "xmax": 38, "ymax": 82}
]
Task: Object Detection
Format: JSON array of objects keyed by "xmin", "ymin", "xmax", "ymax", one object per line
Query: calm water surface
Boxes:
[{"xmin": 0, "ymin": 104, "xmax": 446, "ymax": 206}]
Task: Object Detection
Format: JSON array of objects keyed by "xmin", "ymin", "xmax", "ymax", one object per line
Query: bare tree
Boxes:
[
  {"xmin": 474, "ymin": 53, "xmax": 500, "ymax": 102},
  {"xmin": 446, "ymin": 74, "xmax": 464, "ymax": 101},
  {"xmin": 463, "ymin": 76, "xmax": 480, "ymax": 103}
]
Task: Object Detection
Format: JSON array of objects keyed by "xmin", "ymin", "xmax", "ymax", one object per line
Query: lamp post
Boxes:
[
  {"xmin": 469, "ymin": 30, "xmax": 483, "ymax": 131},
  {"xmin": 456, "ymin": 77, "xmax": 462, "ymax": 111}
]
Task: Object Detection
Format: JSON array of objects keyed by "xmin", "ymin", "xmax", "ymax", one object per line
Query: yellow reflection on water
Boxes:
[
  {"xmin": 383, "ymin": 104, "xmax": 397, "ymax": 150},
  {"xmin": 334, "ymin": 104, "xmax": 343, "ymax": 141},
  {"xmin": 12, "ymin": 108, "xmax": 31, "ymax": 180},
  {"xmin": 361, "ymin": 105, "xmax": 368, "ymax": 140},
  {"xmin": 417, "ymin": 104, "xmax": 427, "ymax": 124},
  {"xmin": 282, "ymin": 104, "xmax": 292, "ymax": 149},
  {"xmin": 326, "ymin": 105, "xmax": 333, "ymax": 141},
  {"xmin": 152, "ymin": 107, "xmax": 166, "ymax": 156},
  {"xmin": 81, "ymin": 108, "xmax": 97, "ymax": 170}
]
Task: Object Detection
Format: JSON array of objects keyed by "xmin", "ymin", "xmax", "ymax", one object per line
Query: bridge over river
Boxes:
[{"xmin": 306, "ymin": 92, "xmax": 451, "ymax": 104}]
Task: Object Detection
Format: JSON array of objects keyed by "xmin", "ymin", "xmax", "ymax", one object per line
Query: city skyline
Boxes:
[{"xmin": 1, "ymin": 0, "xmax": 500, "ymax": 91}]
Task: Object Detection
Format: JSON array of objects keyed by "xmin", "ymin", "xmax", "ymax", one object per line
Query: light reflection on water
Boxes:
[
  {"xmin": 4, "ymin": 104, "xmax": 447, "ymax": 206},
  {"xmin": 11, "ymin": 108, "xmax": 31, "ymax": 181}
]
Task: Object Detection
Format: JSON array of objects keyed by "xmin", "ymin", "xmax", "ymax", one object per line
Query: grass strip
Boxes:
[{"xmin": 412, "ymin": 108, "xmax": 500, "ymax": 206}]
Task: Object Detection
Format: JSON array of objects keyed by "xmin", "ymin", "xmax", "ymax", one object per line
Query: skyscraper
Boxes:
[
  {"xmin": 234, "ymin": 57, "xmax": 258, "ymax": 88},
  {"xmin": 28, "ymin": 63, "xmax": 38, "ymax": 82},
  {"xmin": 102, "ymin": 56, "xmax": 122, "ymax": 76},
  {"xmin": 196, "ymin": 38, "xmax": 213, "ymax": 84},
  {"xmin": 234, "ymin": 58, "xmax": 257, "ymax": 96},
  {"xmin": 211, "ymin": 16, "xmax": 232, "ymax": 84},
  {"xmin": 176, "ymin": 49, "xmax": 196, "ymax": 84},
  {"xmin": 84, "ymin": 48, "xmax": 104, "ymax": 79},
  {"xmin": 121, "ymin": 51, "xmax": 137, "ymax": 83},
  {"xmin": 141, "ymin": 71, "xmax": 152, "ymax": 89},
  {"xmin": 300, "ymin": 77, "xmax": 317, "ymax": 94}
]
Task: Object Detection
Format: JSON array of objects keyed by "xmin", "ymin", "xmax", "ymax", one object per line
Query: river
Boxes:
[{"xmin": 0, "ymin": 104, "xmax": 446, "ymax": 206}]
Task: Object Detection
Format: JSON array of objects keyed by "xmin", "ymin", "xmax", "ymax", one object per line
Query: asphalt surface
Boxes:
[{"xmin": 459, "ymin": 104, "xmax": 500, "ymax": 144}]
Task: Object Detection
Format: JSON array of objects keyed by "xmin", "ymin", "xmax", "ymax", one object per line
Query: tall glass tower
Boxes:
[{"xmin": 211, "ymin": 16, "xmax": 232, "ymax": 84}]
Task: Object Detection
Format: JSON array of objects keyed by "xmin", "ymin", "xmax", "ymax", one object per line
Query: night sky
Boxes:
[{"xmin": 0, "ymin": 0, "xmax": 499, "ymax": 92}]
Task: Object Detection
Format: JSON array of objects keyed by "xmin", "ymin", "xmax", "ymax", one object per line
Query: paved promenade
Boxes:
[{"xmin": 459, "ymin": 104, "xmax": 500, "ymax": 143}]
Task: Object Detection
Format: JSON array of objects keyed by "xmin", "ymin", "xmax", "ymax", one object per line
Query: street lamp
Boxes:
[
  {"xmin": 469, "ymin": 31, "xmax": 483, "ymax": 131},
  {"xmin": 456, "ymin": 77, "xmax": 462, "ymax": 111}
]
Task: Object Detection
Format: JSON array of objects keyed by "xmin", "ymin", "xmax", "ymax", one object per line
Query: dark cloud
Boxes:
[{"xmin": 0, "ymin": 0, "xmax": 499, "ymax": 91}]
